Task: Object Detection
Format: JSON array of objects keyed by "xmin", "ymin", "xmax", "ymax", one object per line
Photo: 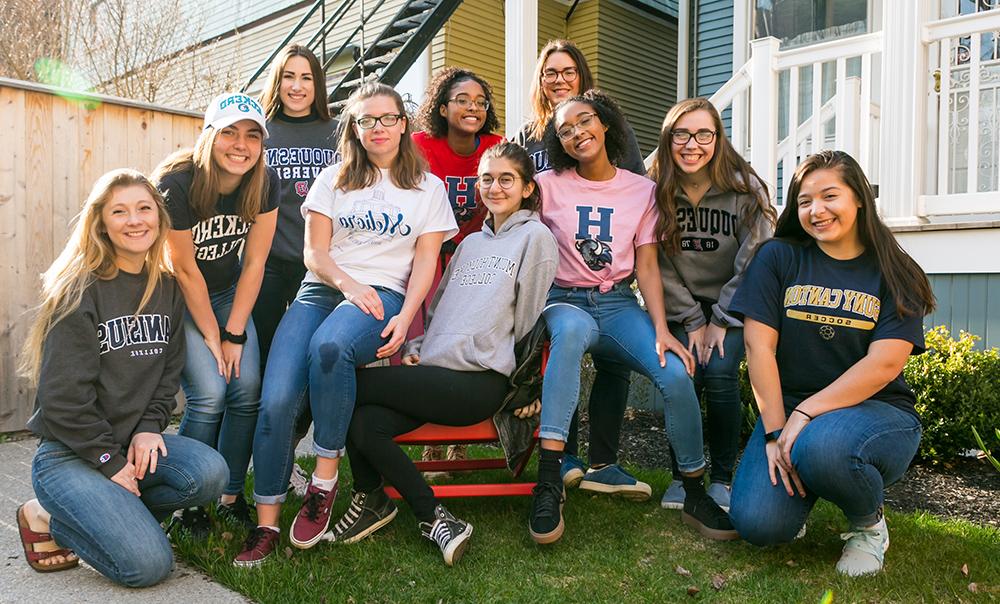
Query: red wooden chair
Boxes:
[
  {"xmin": 383, "ymin": 419, "xmax": 537, "ymax": 499},
  {"xmin": 383, "ymin": 345, "xmax": 548, "ymax": 499}
]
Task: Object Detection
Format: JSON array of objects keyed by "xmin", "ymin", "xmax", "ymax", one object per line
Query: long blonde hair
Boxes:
[
  {"xmin": 20, "ymin": 169, "xmax": 173, "ymax": 383},
  {"xmin": 526, "ymin": 39, "xmax": 595, "ymax": 141},
  {"xmin": 334, "ymin": 83, "xmax": 425, "ymax": 192},
  {"xmin": 152, "ymin": 125, "xmax": 268, "ymax": 223}
]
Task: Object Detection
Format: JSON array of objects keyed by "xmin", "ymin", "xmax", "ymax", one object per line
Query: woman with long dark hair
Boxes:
[
  {"xmin": 728, "ymin": 150, "xmax": 935, "ymax": 576},
  {"xmin": 649, "ymin": 98, "xmax": 776, "ymax": 511}
]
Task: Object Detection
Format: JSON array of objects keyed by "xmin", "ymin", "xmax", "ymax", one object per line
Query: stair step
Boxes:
[
  {"xmin": 391, "ymin": 8, "xmax": 434, "ymax": 30},
  {"xmin": 338, "ymin": 71, "xmax": 381, "ymax": 91},
  {"xmin": 374, "ymin": 30, "xmax": 415, "ymax": 49}
]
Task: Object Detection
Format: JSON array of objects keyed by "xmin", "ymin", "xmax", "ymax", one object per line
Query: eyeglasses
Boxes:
[
  {"xmin": 355, "ymin": 113, "xmax": 404, "ymax": 129},
  {"xmin": 541, "ymin": 67, "xmax": 578, "ymax": 84},
  {"xmin": 448, "ymin": 95, "xmax": 490, "ymax": 111},
  {"xmin": 556, "ymin": 112, "xmax": 598, "ymax": 141},
  {"xmin": 671, "ymin": 129, "xmax": 717, "ymax": 145},
  {"xmin": 478, "ymin": 174, "xmax": 519, "ymax": 189}
]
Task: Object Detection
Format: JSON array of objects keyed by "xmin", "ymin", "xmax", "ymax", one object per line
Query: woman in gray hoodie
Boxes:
[{"xmin": 325, "ymin": 142, "xmax": 558, "ymax": 566}]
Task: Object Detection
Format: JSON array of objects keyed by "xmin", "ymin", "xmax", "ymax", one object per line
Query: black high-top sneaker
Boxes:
[
  {"xmin": 419, "ymin": 505, "xmax": 473, "ymax": 566},
  {"xmin": 324, "ymin": 488, "xmax": 398, "ymax": 544},
  {"xmin": 680, "ymin": 475, "xmax": 738, "ymax": 540},
  {"xmin": 528, "ymin": 480, "xmax": 566, "ymax": 544}
]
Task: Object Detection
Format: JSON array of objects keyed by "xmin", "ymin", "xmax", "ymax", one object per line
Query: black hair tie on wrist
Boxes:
[{"xmin": 793, "ymin": 408, "xmax": 814, "ymax": 421}]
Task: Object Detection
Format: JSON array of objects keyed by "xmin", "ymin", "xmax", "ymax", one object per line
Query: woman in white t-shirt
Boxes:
[{"xmin": 235, "ymin": 83, "xmax": 457, "ymax": 566}]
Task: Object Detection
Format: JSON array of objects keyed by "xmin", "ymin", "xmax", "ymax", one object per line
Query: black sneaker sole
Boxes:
[
  {"xmin": 681, "ymin": 511, "xmax": 740, "ymax": 541},
  {"xmin": 323, "ymin": 506, "xmax": 398, "ymax": 544}
]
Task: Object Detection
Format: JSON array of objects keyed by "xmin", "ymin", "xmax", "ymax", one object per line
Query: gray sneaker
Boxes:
[
  {"xmin": 660, "ymin": 480, "xmax": 685, "ymax": 510},
  {"xmin": 836, "ymin": 516, "xmax": 889, "ymax": 576},
  {"xmin": 706, "ymin": 482, "xmax": 731, "ymax": 512}
]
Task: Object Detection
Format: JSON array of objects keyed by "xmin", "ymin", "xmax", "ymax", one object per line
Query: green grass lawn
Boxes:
[{"xmin": 173, "ymin": 448, "xmax": 1000, "ymax": 603}]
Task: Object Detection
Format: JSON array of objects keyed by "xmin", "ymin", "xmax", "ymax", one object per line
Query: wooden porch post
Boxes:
[{"xmin": 505, "ymin": 0, "xmax": 537, "ymax": 140}]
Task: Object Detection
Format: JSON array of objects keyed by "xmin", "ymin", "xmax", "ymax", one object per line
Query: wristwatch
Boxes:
[
  {"xmin": 764, "ymin": 429, "xmax": 783, "ymax": 443},
  {"xmin": 220, "ymin": 328, "xmax": 248, "ymax": 345}
]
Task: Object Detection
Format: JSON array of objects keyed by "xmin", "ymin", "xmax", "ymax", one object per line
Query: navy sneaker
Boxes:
[
  {"xmin": 561, "ymin": 454, "xmax": 587, "ymax": 489},
  {"xmin": 529, "ymin": 481, "xmax": 566, "ymax": 544},
  {"xmin": 706, "ymin": 482, "xmax": 731, "ymax": 512},
  {"xmin": 660, "ymin": 480, "xmax": 685, "ymax": 510},
  {"xmin": 579, "ymin": 464, "xmax": 652, "ymax": 501}
]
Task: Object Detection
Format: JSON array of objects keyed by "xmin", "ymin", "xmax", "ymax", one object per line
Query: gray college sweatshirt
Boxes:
[
  {"xmin": 403, "ymin": 209, "xmax": 558, "ymax": 376},
  {"xmin": 659, "ymin": 179, "xmax": 774, "ymax": 331},
  {"xmin": 26, "ymin": 271, "xmax": 186, "ymax": 478}
]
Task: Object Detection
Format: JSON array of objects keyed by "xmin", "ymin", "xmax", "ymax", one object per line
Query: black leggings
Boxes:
[{"xmin": 348, "ymin": 365, "xmax": 507, "ymax": 522}]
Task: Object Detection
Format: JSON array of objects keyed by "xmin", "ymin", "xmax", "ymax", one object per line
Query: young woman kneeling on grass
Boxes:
[
  {"xmin": 728, "ymin": 151, "xmax": 935, "ymax": 576},
  {"xmin": 18, "ymin": 170, "xmax": 227, "ymax": 587},
  {"xmin": 530, "ymin": 90, "xmax": 736, "ymax": 544},
  {"xmin": 323, "ymin": 142, "xmax": 557, "ymax": 566},
  {"xmin": 235, "ymin": 83, "xmax": 457, "ymax": 567}
]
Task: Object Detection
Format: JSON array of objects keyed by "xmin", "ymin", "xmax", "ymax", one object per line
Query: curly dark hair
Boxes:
[
  {"xmin": 416, "ymin": 67, "xmax": 499, "ymax": 138},
  {"xmin": 543, "ymin": 89, "xmax": 628, "ymax": 173}
]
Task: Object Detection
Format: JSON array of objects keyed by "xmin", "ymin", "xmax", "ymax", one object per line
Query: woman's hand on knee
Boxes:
[
  {"xmin": 656, "ymin": 329, "xmax": 695, "ymax": 376},
  {"xmin": 777, "ymin": 412, "xmax": 810, "ymax": 470},
  {"xmin": 221, "ymin": 341, "xmax": 243, "ymax": 382},
  {"xmin": 377, "ymin": 314, "xmax": 410, "ymax": 359},
  {"xmin": 342, "ymin": 279, "xmax": 384, "ymax": 320},
  {"xmin": 766, "ymin": 440, "xmax": 806, "ymax": 498},
  {"xmin": 128, "ymin": 432, "xmax": 168, "ymax": 480},
  {"xmin": 701, "ymin": 324, "xmax": 727, "ymax": 367},
  {"xmin": 111, "ymin": 463, "xmax": 142, "ymax": 497}
]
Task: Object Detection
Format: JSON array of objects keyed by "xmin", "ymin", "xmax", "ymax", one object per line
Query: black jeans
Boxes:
[
  {"xmin": 565, "ymin": 356, "xmax": 631, "ymax": 466},
  {"xmin": 251, "ymin": 256, "xmax": 312, "ymax": 439},
  {"xmin": 348, "ymin": 366, "xmax": 507, "ymax": 522}
]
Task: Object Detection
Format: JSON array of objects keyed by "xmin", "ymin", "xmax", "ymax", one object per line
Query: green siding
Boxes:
[{"xmin": 926, "ymin": 274, "xmax": 1000, "ymax": 350}]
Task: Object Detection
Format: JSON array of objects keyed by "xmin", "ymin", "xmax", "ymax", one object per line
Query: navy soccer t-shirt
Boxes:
[{"xmin": 730, "ymin": 239, "xmax": 925, "ymax": 417}]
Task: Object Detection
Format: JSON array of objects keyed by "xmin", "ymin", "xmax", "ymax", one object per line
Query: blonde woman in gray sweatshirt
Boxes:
[
  {"xmin": 648, "ymin": 98, "xmax": 777, "ymax": 512},
  {"xmin": 323, "ymin": 143, "xmax": 558, "ymax": 566}
]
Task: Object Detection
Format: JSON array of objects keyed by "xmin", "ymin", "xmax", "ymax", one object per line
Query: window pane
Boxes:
[{"xmin": 754, "ymin": 0, "xmax": 869, "ymax": 49}]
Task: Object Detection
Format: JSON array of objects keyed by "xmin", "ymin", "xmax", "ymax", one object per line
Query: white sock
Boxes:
[
  {"xmin": 260, "ymin": 525, "xmax": 279, "ymax": 533},
  {"xmin": 311, "ymin": 472, "xmax": 337, "ymax": 491}
]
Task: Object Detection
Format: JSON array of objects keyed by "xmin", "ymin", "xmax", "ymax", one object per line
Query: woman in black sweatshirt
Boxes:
[{"xmin": 17, "ymin": 169, "xmax": 227, "ymax": 587}]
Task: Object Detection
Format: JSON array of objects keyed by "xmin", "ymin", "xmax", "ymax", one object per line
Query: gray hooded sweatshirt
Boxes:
[
  {"xmin": 404, "ymin": 209, "xmax": 558, "ymax": 376},
  {"xmin": 659, "ymin": 178, "xmax": 774, "ymax": 331}
]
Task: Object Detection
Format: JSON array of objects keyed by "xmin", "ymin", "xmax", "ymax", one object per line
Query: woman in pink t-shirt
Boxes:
[{"xmin": 529, "ymin": 90, "xmax": 735, "ymax": 545}]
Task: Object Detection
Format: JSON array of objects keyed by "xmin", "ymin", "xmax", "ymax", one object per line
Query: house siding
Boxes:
[
  {"xmin": 693, "ymin": 0, "xmax": 733, "ymax": 129},
  {"xmin": 926, "ymin": 274, "xmax": 1000, "ymax": 350}
]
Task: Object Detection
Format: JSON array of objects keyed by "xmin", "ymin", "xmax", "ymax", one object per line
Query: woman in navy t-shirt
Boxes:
[{"xmin": 728, "ymin": 151, "xmax": 935, "ymax": 577}]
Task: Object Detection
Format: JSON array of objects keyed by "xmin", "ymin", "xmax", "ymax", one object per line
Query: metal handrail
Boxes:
[
  {"xmin": 320, "ymin": 0, "xmax": 389, "ymax": 74},
  {"xmin": 241, "ymin": 0, "xmax": 327, "ymax": 92}
]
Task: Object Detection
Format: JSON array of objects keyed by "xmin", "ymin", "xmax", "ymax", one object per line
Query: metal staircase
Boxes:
[{"xmin": 242, "ymin": 0, "xmax": 463, "ymax": 116}]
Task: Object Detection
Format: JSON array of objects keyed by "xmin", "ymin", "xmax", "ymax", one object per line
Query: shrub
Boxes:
[{"xmin": 905, "ymin": 326, "xmax": 1000, "ymax": 462}]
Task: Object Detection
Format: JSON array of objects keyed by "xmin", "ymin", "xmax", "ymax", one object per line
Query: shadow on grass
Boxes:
[{"xmin": 173, "ymin": 448, "xmax": 1000, "ymax": 604}]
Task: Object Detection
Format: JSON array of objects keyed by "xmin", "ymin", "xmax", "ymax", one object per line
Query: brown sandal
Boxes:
[{"xmin": 17, "ymin": 504, "xmax": 79, "ymax": 573}]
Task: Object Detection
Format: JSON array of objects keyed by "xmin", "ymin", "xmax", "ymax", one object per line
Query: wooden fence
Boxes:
[{"xmin": 0, "ymin": 78, "xmax": 202, "ymax": 433}]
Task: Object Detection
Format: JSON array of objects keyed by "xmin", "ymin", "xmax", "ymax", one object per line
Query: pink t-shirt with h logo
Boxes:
[{"xmin": 537, "ymin": 168, "xmax": 659, "ymax": 293}]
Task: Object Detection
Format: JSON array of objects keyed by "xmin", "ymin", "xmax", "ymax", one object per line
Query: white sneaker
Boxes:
[{"xmin": 836, "ymin": 516, "xmax": 889, "ymax": 576}]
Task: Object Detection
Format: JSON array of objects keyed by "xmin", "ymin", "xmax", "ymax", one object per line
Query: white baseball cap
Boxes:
[{"xmin": 203, "ymin": 93, "xmax": 269, "ymax": 138}]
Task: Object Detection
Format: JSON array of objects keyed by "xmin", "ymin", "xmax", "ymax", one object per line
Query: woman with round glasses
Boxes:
[
  {"xmin": 235, "ymin": 82, "xmax": 457, "ymax": 566},
  {"xmin": 514, "ymin": 40, "xmax": 652, "ymax": 501},
  {"xmin": 323, "ymin": 142, "xmax": 557, "ymax": 566},
  {"xmin": 648, "ymin": 97, "xmax": 776, "ymax": 512},
  {"xmin": 410, "ymin": 68, "xmax": 504, "ymax": 468},
  {"xmin": 529, "ymin": 90, "xmax": 736, "ymax": 545}
]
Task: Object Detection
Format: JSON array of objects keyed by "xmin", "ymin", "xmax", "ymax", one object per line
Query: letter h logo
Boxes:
[{"xmin": 575, "ymin": 206, "xmax": 614, "ymax": 242}]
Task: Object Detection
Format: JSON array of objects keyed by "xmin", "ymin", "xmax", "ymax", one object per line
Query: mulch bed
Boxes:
[{"xmin": 576, "ymin": 408, "xmax": 1000, "ymax": 529}]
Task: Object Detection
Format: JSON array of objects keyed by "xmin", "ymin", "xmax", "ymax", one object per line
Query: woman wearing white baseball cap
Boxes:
[{"xmin": 152, "ymin": 92, "xmax": 279, "ymax": 534}]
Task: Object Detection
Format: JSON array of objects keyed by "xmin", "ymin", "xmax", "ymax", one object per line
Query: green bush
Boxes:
[{"xmin": 906, "ymin": 326, "xmax": 1000, "ymax": 462}]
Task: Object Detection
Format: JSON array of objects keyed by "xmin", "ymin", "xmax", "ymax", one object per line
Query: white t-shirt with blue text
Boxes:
[{"xmin": 301, "ymin": 164, "xmax": 458, "ymax": 294}]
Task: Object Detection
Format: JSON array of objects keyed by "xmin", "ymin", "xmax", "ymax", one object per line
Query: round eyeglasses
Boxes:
[
  {"xmin": 448, "ymin": 95, "xmax": 490, "ymax": 111},
  {"xmin": 478, "ymin": 174, "xmax": 519, "ymax": 189},
  {"xmin": 556, "ymin": 112, "xmax": 598, "ymax": 141},
  {"xmin": 541, "ymin": 67, "xmax": 578, "ymax": 84}
]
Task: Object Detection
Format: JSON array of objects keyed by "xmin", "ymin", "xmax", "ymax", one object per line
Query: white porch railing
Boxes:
[{"xmin": 651, "ymin": 5, "xmax": 1000, "ymax": 222}]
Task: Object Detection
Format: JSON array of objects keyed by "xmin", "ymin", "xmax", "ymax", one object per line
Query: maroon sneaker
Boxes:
[
  {"xmin": 290, "ymin": 481, "xmax": 338, "ymax": 549},
  {"xmin": 233, "ymin": 526, "xmax": 279, "ymax": 568}
]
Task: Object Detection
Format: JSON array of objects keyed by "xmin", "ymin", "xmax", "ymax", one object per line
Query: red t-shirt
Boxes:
[{"xmin": 412, "ymin": 131, "xmax": 504, "ymax": 250}]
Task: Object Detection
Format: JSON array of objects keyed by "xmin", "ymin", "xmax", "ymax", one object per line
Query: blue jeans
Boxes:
[
  {"xmin": 730, "ymin": 400, "xmax": 921, "ymax": 545},
  {"xmin": 663, "ymin": 323, "xmax": 745, "ymax": 483},
  {"xmin": 540, "ymin": 285, "xmax": 706, "ymax": 473},
  {"xmin": 178, "ymin": 285, "xmax": 261, "ymax": 496},
  {"xmin": 31, "ymin": 435, "xmax": 227, "ymax": 587},
  {"xmin": 252, "ymin": 282, "xmax": 404, "ymax": 504}
]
